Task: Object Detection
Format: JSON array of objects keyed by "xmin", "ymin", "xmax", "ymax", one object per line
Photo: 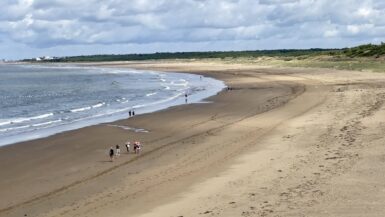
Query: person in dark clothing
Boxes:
[
  {"xmin": 125, "ymin": 141, "xmax": 130, "ymax": 153},
  {"xmin": 109, "ymin": 147, "xmax": 114, "ymax": 162},
  {"xmin": 185, "ymin": 93, "xmax": 188, "ymax": 103}
]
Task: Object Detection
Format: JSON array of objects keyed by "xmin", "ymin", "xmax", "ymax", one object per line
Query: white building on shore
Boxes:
[{"xmin": 35, "ymin": 56, "xmax": 54, "ymax": 61}]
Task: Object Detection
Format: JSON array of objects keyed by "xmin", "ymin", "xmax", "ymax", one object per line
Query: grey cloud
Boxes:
[{"xmin": 0, "ymin": 0, "xmax": 384, "ymax": 59}]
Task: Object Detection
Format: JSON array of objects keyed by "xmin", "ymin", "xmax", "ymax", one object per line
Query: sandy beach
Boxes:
[{"xmin": 2, "ymin": 60, "xmax": 385, "ymax": 217}]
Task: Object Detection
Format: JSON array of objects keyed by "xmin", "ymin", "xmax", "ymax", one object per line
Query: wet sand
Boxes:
[{"xmin": 2, "ymin": 61, "xmax": 385, "ymax": 217}]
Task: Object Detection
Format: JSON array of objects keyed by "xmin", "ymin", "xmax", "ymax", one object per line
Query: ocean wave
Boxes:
[
  {"xmin": 0, "ymin": 125, "xmax": 30, "ymax": 132},
  {"xmin": 92, "ymin": 102, "xmax": 105, "ymax": 108},
  {"xmin": 61, "ymin": 91, "xmax": 184, "ymax": 124},
  {"xmin": 116, "ymin": 99, "xmax": 129, "ymax": 103},
  {"xmin": 70, "ymin": 106, "xmax": 92, "ymax": 113},
  {"xmin": 0, "ymin": 119, "xmax": 62, "ymax": 132},
  {"xmin": 170, "ymin": 80, "xmax": 188, "ymax": 86},
  {"xmin": 0, "ymin": 121, "xmax": 12, "ymax": 126},
  {"xmin": 17, "ymin": 64, "xmax": 85, "ymax": 70},
  {"xmin": 0, "ymin": 113, "xmax": 54, "ymax": 126},
  {"xmin": 146, "ymin": 92, "xmax": 158, "ymax": 97},
  {"xmin": 70, "ymin": 102, "xmax": 105, "ymax": 113},
  {"xmin": 32, "ymin": 119, "xmax": 62, "ymax": 127},
  {"xmin": 133, "ymin": 92, "xmax": 183, "ymax": 109},
  {"xmin": 103, "ymin": 68, "xmax": 145, "ymax": 74},
  {"xmin": 161, "ymin": 84, "xmax": 171, "ymax": 90}
]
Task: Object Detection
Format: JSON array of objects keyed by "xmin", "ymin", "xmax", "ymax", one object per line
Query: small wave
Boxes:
[
  {"xmin": 70, "ymin": 102, "xmax": 105, "ymax": 113},
  {"xmin": 0, "ymin": 119, "xmax": 62, "ymax": 133},
  {"xmin": 31, "ymin": 113, "xmax": 54, "ymax": 120},
  {"xmin": 0, "ymin": 125, "xmax": 30, "ymax": 132},
  {"xmin": 70, "ymin": 106, "xmax": 92, "ymax": 113},
  {"xmin": 65, "ymin": 92, "xmax": 182, "ymax": 124},
  {"xmin": 0, "ymin": 121, "xmax": 12, "ymax": 126},
  {"xmin": 32, "ymin": 119, "xmax": 62, "ymax": 127},
  {"xmin": 161, "ymin": 84, "xmax": 171, "ymax": 90},
  {"xmin": 0, "ymin": 113, "xmax": 54, "ymax": 126},
  {"xmin": 18, "ymin": 64, "xmax": 87, "ymax": 70},
  {"xmin": 133, "ymin": 92, "xmax": 183, "ymax": 109},
  {"xmin": 170, "ymin": 81, "xmax": 188, "ymax": 87},
  {"xmin": 146, "ymin": 92, "xmax": 158, "ymax": 97},
  {"xmin": 104, "ymin": 69, "xmax": 145, "ymax": 74},
  {"xmin": 92, "ymin": 102, "xmax": 105, "ymax": 108}
]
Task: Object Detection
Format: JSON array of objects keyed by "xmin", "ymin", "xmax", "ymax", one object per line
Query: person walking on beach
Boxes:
[
  {"xmin": 116, "ymin": 145, "xmax": 121, "ymax": 157},
  {"xmin": 134, "ymin": 141, "xmax": 142, "ymax": 154},
  {"xmin": 125, "ymin": 141, "xmax": 130, "ymax": 153},
  {"xmin": 129, "ymin": 110, "xmax": 132, "ymax": 117},
  {"xmin": 132, "ymin": 110, "xmax": 135, "ymax": 116},
  {"xmin": 109, "ymin": 147, "xmax": 114, "ymax": 162},
  {"xmin": 133, "ymin": 142, "xmax": 138, "ymax": 154},
  {"xmin": 133, "ymin": 141, "xmax": 141, "ymax": 154},
  {"xmin": 185, "ymin": 93, "xmax": 188, "ymax": 103}
]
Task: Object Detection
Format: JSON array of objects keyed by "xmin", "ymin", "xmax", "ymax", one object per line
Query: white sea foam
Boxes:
[
  {"xmin": 31, "ymin": 113, "xmax": 54, "ymax": 120},
  {"xmin": 104, "ymin": 68, "xmax": 147, "ymax": 74},
  {"xmin": 161, "ymin": 84, "xmax": 171, "ymax": 90},
  {"xmin": 32, "ymin": 119, "xmax": 62, "ymax": 127},
  {"xmin": 133, "ymin": 92, "xmax": 184, "ymax": 109},
  {"xmin": 92, "ymin": 102, "xmax": 105, "ymax": 108},
  {"xmin": 146, "ymin": 92, "xmax": 157, "ymax": 97},
  {"xmin": 0, "ymin": 113, "xmax": 54, "ymax": 126},
  {"xmin": 69, "ymin": 102, "xmax": 104, "ymax": 113},
  {"xmin": 0, "ymin": 125, "xmax": 30, "ymax": 132},
  {"xmin": 70, "ymin": 106, "xmax": 92, "ymax": 113},
  {"xmin": 0, "ymin": 121, "xmax": 12, "ymax": 126},
  {"xmin": 170, "ymin": 80, "xmax": 188, "ymax": 86}
]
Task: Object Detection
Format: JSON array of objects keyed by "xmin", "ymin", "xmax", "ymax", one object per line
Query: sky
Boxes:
[{"xmin": 0, "ymin": 0, "xmax": 384, "ymax": 60}]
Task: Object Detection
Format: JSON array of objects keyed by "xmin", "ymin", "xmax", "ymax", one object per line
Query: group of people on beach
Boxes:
[
  {"xmin": 128, "ymin": 110, "xmax": 135, "ymax": 117},
  {"xmin": 109, "ymin": 140, "xmax": 142, "ymax": 162}
]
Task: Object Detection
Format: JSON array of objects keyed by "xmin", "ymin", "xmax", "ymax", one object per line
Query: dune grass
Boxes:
[{"xmin": 216, "ymin": 55, "xmax": 385, "ymax": 73}]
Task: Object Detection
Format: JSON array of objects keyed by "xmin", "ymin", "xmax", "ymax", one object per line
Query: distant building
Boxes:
[
  {"xmin": 42, "ymin": 56, "xmax": 53, "ymax": 60},
  {"xmin": 34, "ymin": 56, "xmax": 53, "ymax": 61}
]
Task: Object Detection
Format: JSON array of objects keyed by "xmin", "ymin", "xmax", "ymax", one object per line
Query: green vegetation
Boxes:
[
  {"xmin": 342, "ymin": 43, "xmax": 385, "ymax": 58},
  {"xmin": 23, "ymin": 43, "xmax": 385, "ymax": 72},
  {"xmin": 23, "ymin": 43, "xmax": 385, "ymax": 63},
  {"xmin": 242, "ymin": 57, "xmax": 385, "ymax": 72},
  {"xmin": 25, "ymin": 49, "xmax": 339, "ymax": 62}
]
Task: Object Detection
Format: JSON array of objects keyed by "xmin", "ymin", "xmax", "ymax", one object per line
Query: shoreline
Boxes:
[
  {"xmin": 0, "ymin": 61, "xmax": 298, "ymax": 216},
  {"xmin": 0, "ymin": 65, "xmax": 225, "ymax": 147},
  {"xmin": 2, "ymin": 61, "xmax": 385, "ymax": 217}
]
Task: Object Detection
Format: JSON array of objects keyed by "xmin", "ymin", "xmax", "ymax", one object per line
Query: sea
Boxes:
[{"xmin": 0, "ymin": 64, "xmax": 225, "ymax": 146}]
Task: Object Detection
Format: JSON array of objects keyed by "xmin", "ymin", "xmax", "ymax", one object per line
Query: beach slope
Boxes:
[{"xmin": 1, "ymin": 61, "xmax": 385, "ymax": 217}]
